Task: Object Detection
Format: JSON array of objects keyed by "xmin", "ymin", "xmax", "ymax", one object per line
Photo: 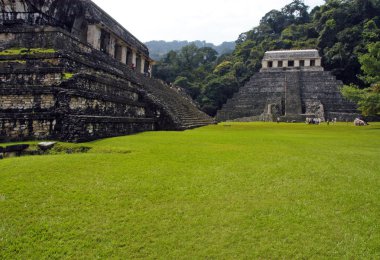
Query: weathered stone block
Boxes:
[
  {"xmin": 38, "ymin": 141, "xmax": 56, "ymax": 151},
  {"xmin": 5, "ymin": 144, "xmax": 29, "ymax": 153}
]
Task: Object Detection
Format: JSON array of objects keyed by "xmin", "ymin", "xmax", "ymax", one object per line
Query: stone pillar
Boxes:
[
  {"xmin": 295, "ymin": 60, "xmax": 300, "ymax": 67},
  {"xmin": 136, "ymin": 55, "xmax": 142, "ymax": 73},
  {"xmin": 121, "ymin": 46, "xmax": 127, "ymax": 64},
  {"xmin": 126, "ymin": 47, "xmax": 133, "ymax": 65},
  {"xmin": 262, "ymin": 61, "xmax": 268, "ymax": 68},
  {"xmin": 140, "ymin": 56, "xmax": 145, "ymax": 74},
  {"xmin": 115, "ymin": 44, "xmax": 122, "ymax": 61},
  {"xmin": 149, "ymin": 63, "xmax": 153, "ymax": 77},
  {"xmin": 284, "ymin": 60, "xmax": 288, "ymax": 67},
  {"xmin": 108, "ymin": 36, "xmax": 116, "ymax": 58},
  {"xmin": 132, "ymin": 50, "xmax": 137, "ymax": 66},
  {"xmin": 273, "ymin": 60, "xmax": 278, "ymax": 68},
  {"xmin": 316, "ymin": 59, "xmax": 321, "ymax": 67},
  {"xmin": 268, "ymin": 104, "xmax": 272, "ymax": 114},
  {"xmin": 305, "ymin": 59, "xmax": 311, "ymax": 67},
  {"xmin": 87, "ymin": 25, "xmax": 101, "ymax": 50}
]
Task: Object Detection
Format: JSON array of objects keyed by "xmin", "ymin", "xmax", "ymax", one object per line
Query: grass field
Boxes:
[{"xmin": 1, "ymin": 122, "xmax": 379, "ymax": 259}]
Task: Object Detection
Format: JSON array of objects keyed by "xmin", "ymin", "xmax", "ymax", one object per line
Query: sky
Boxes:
[{"xmin": 92, "ymin": 0, "xmax": 325, "ymax": 45}]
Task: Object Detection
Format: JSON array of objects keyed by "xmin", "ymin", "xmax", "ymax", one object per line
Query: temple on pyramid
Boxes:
[{"xmin": 216, "ymin": 49, "xmax": 358, "ymax": 122}]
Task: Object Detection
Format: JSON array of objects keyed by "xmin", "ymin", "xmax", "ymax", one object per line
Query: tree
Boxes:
[
  {"xmin": 213, "ymin": 61, "xmax": 233, "ymax": 76},
  {"xmin": 341, "ymin": 84, "xmax": 380, "ymax": 116},
  {"xmin": 359, "ymin": 41, "xmax": 380, "ymax": 84},
  {"xmin": 260, "ymin": 10, "xmax": 287, "ymax": 34},
  {"xmin": 362, "ymin": 18, "xmax": 380, "ymax": 43},
  {"xmin": 281, "ymin": 0, "xmax": 310, "ymax": 24},
  {"xmin": 198, "ymin": 47, "xmax": 218, "ymax": 64},
  {"xmin": 177, "ymin": 44, "xmax": 199, "ymax": 71},
  {"xmin": 341, "ymin": 42, "xmax": 380, "ymax": 116},
  {"xmin": 202, "ymin": 75, "xmax": 239, "ymax": 116},
  {"xmin": 173, "ymin": 76, "xmax": 200, "ymax": 99}
]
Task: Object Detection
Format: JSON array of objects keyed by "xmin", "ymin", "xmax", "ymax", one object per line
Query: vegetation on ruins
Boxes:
[
  {"xmin": 1, "ymin": 123, "xmax": 380, "ymax": 258},
  {"xmin": 62, "ymin": 72, "xmax": 75, "ymax": 80},
  {"xmin": 0, "ymin": 48, "xmax": 57, "ymax": 65},
  {"xmin": 0, "ymin": 59, "xmax": 26, "ymax": 64},
  {"xmin": 0, "ymin": 48, "xmax": 56, "ymax": 55},
  {"xmin": 154, "ymin": 0, "xmax": 380, "ymax": 116}
]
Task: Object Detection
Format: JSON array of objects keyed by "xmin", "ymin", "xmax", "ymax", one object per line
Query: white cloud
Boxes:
[{"xmin": 92, "ymin": 0, "xmax": 325, "ymax": 44}]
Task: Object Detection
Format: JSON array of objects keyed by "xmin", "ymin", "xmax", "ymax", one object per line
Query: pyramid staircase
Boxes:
[{"xmin": 138, "ymin": 76, "xmax": 215, "ymax": 130}]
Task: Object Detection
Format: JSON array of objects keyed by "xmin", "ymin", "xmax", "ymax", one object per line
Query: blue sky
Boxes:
[{"xmin": 92, "ymin": 0, "xmax": 325, "ymax": 44}]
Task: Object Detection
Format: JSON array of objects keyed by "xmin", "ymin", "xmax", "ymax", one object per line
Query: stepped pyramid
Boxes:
[
  {"xmin": 216, "ymin": 50, "xmax": 358, "ymax": 122},
  {"xmin": 0, "ymin": 0, "xmax": 214, "ymax": 142}
]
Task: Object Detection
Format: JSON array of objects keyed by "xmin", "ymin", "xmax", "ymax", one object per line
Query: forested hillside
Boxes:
[
  {"xmin": 154, "ymin": 0, "xmax": 380, "ymax": 116},
  {"xmin": 146, "ymin": 40, "xmax": 235, "ymax": 60}
]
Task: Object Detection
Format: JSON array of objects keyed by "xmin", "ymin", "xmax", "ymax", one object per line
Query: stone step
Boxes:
[{"xmin": 139, "ymin": 76, "xmax": 215, "ymax": 129}]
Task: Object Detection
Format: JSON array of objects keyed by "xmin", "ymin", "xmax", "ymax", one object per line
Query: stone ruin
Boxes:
[
  {"xmin": 216, "ymin": 49, "xmax": 358, "ymax": 122},
  {"xmin": 0, "ymin": 0, "xmax": 214, "ymax": 142}
]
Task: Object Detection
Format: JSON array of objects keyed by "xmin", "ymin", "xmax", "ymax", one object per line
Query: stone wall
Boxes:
[
  {"xmin": 0, "ymin": 115, "xmax": 56, "ymax": 141},
  {"xmin": 0, "ymin": 66, "xmax": 159, "ymax": 141}
]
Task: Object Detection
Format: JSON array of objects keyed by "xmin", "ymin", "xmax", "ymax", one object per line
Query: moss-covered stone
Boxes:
[
  {"xmin": 0, "ymin": 48, "xmax": 56, "ymax": 56},
  {"xmin": 0, "ymin": 60, "xmax": 27, "ymax": 64},
  {"xmin": 62, "ymin": 72, "xmax": 74, "ymax": 80}
]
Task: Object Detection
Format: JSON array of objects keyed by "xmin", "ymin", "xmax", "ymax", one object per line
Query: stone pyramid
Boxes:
[{"xmin": 216, "ymin": 50, "xmax": 357, "ymax": 122}]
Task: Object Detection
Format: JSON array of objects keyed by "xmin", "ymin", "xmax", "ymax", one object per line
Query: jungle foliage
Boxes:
[
  {"xmin": 341, "ymin": 41, "xmax": 380, "ymax": 116},
  {"xmin": 153, "ymin": 0, "xmax": 380, "ymax": 116}
]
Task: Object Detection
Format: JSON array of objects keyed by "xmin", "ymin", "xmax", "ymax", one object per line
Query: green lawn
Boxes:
[{"xmin": 1, "ymin": 122, "xmax": 379, "ymax": 259}]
